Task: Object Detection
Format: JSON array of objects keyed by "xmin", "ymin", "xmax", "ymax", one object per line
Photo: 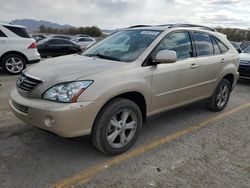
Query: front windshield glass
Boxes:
[
  {"xmin": 82, "ymin": 29, "xmax": 162, "ymax": 62},
  {"xmin": 244, "ymin": 46, "xmax": 250, "ymax": 53}
]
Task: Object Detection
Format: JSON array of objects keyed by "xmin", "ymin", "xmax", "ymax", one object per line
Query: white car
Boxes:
[
  {"xmin": 0, "ymin": 22, "xmax": 40, "ymax": 74},
  {"xmin": 71, "ymin": 37, "xmax": 96, "ymax": 50},
  {"xmin": 239, "ymin": 46, "xmax": 250, "ymax": 79}
]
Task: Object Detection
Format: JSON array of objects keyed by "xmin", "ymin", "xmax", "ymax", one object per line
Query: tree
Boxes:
[
  {"xmin": 39, "ymin": 25, "xmax": 46, "ymax": 33},
  {"xmin": 37, "ymin": 25, "xmax": 102, "ymax": 37}
]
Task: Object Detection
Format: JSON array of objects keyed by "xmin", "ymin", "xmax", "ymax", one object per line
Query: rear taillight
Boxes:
[{"xmin": 28, "ymin": 42, "xmax": 37, "ymax": 49}]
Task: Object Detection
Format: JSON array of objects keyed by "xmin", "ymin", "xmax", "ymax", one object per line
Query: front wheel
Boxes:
[
  {"xmin": 208, "ymin": 79, "xmax": 231, "ymax": 112},
  {"xmin": 91, "ymin": 98, "xmax": 142, "ymax": 155}
]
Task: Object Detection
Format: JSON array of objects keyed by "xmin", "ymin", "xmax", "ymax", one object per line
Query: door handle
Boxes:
[{"xmin": 190, "ymin": 63, "xmax": 198, "ymax": 69}]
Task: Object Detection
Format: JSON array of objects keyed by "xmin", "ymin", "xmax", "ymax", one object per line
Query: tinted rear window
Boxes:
[
  {"xmin": 3, "ymin": 25, "xmax": 31, "ymax": 38},
  {"xmin": 0, "ymin": 29, "xmax": 7, "ymax": 37},
  {"xmin": 194, "ymin": 32, "xmax": 213, "ymax": 57},
  {"xmin": 211, "ymin": 37, "xmax": 221, "ymax": 55},
  {"xmin": 215, "ymin": 38, "xmax": 228, "ymax": 53}
]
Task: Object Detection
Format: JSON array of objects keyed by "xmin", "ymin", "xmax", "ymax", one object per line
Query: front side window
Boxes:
[
  {"xmin": 47, "ymin": 39, "xmax": 58, "ymax": 45},
  {"xmin": 82, "ymin": 30, "xmax": 162, "ymax": 62},
  {"xmin": 57, "ymin": 39, "xmax": 72, "ymax": 45},
  {"xmin": 0, "ymin": 29, "xmax": 7, "ymax": 37},
  {"xmin": 194, "ymin": 32, "xmax": 214, "ymax": 57},
  {"xmin": 153, "ymin": 32, "xmax": 193, "ymax": 60}
]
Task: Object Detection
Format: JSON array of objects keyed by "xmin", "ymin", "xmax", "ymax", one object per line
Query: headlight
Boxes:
[{"xmin": 42, "ymin": 80, "xmax": 93, "ymax": 102}]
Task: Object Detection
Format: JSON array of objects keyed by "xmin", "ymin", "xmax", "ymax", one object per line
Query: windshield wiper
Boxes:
[{"xmin": 86, "ymin": 53, "xmax": 121, "ymax": 61}]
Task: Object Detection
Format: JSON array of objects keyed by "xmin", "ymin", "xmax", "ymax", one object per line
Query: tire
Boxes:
[
  {"xmin": 2, "ymin": 54, "xmax": 26, "ymax": 75},
  {"xmin": 91, "ymin": 98, "xmax": 142, "ymax": 155},
  {"xmin": 208, "ymin": 79, "xmax": 231, "ymax": 112}
]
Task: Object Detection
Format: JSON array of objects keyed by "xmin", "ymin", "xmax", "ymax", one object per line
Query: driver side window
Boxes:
[{"xmin": 154, "ymin": 32, "xmax": 193, "ymax": 60}]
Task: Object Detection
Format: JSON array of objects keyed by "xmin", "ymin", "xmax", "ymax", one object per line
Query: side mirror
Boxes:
[{"xmin": 154, "ymin": 50, "xmax": 177, "ymax": 64}]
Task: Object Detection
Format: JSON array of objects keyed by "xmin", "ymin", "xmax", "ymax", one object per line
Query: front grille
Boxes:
[
  {"xmin": 239, "ymin": 65, "xmax": 250, "ymax": 78},
  {"xmin": 11, "ymin": 100, "xmax": 29, "ymax": 114},
  {"xmin": 16, "ymin": 73, "xmax": 43, "ymax": 92}
]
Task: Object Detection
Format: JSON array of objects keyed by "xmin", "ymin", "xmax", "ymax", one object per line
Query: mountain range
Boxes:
[
  {"xmin": 10, "ymin": 19, "xmax": 116, "ymax": 34},
  {"xmin": 11, "ymin": 19, "xmax": 75, "ymax": 31}
]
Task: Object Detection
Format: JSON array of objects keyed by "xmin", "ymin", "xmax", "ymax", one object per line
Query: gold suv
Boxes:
[{"xmin": 10, "ymin": 24, "xmax": 239, "ymax": 155}]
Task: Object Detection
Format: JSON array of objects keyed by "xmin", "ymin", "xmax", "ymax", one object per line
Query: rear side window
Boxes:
[
  {"xmin": 215, "ymin": 38, "xmax": 228, "ymax": 53},
  {"xmin": 211, "ymin": 37, "xmax": 221, "ymax": 55},
  {"xmin": 0, "ymin": 29, "xmax": 7, "ymax": 37},
  {"xmin": 194, "ymin": 32, "xmax": 213, "ymax": 57},
  {"xmin": 3, "ymin": 25, "xmax": 31, "ymax": 38},
  {"xmin": 154, "ymin": 32, "xmax": 193, "ymax": 60}
]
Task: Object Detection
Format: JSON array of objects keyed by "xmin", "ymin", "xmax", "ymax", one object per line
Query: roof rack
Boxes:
[
  {"xmin": 129, "ymin": 24, "xmax": 216, "ymax": 32},
  {"xmin": 129, "ymin": 25, "xmax": 152, "ymax": 28},
  {"xmin": 166, "ymin": 24, "xmax": 216, "ymax": 32}
]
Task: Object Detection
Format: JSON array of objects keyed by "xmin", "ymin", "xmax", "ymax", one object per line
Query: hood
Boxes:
[
  {"xmin": 240, "ymin": 53, "xmax": 250, "ymax": 61},
  {"xmin": 24, "ymin": 54, "xmax": 127, "ymax": 82}
]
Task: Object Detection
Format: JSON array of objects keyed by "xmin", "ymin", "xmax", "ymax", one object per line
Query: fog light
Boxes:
[{"xmin": 44, "ymin": 116, "xmax": 55, "ymax": 127}]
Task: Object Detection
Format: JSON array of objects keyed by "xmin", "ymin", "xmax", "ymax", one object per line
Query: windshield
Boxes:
[
  {"xmin": 82, "ymin": 29, "xmax": 162, "ymax": 62},
  {"xmin": 244, "ymin": 46, "xmax": 250, "ymax": 53}
]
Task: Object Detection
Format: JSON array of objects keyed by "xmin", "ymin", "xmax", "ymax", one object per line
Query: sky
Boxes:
[{"xmin": 0, "ymin": 0, "xmax": 249, "ymax": 29}]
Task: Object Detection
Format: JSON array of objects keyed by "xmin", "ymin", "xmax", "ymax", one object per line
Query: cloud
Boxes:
[{"xmin": 0, "ymin": 0, "xmax": 249, "ymax": 29}]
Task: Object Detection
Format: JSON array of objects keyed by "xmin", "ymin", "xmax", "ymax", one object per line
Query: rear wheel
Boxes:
[
  {"xmin": 2, "ymin": 54, "xmax": 26, "ymax": 75},
  {"xmin": 91, "ymin": 98, "xmax": 142, "ymax": 155},
  {"xmin": 208, "ymin": 79, "xmax": 231, "ymax": 112}
]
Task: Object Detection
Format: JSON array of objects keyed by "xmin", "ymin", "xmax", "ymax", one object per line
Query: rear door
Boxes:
[{"xmin": 193, "ymin": 32, "xmax": 227, "ymax": 96}]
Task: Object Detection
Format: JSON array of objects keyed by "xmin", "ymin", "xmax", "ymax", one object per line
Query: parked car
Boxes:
[
  {"xmin": 239, "ymin": 46, "xmax": 250, "ymax": 79},
  {"xmin": 0, "ymin": 22, "xmax": 40, "ymax": 74},
  {"xmin": 230, "ymin": 41, "xmax": 242, "ymax": 53},
  {"xmin": 32, "ymin": 34, "xmax": 46, "ymax": 42},
  {"xmin": 240, "ymin": 41, "xmax": 250, "ymax": 51},
  {"xmin": 71, "ymin": 37, "xmax": 96, "ymax": 50},
  {"xmin": 10, "ymin": 24, "xmax": 239, "ymax": 155},
  {"xmin": 73, "ymin": 34, "xmax": 90, "ymax": 38},
  {"xmin": 52, "ymin": 35, "xmax": 72, "ymax": 40},
  {"xmin": 37, "ymin": 38, "xmax": 81, "ymax": 57}
]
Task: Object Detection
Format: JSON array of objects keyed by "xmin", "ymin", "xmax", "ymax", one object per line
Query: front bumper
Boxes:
[{"xmin": 9, "ymin": 89, "xmax": 103, "ymax": 137}]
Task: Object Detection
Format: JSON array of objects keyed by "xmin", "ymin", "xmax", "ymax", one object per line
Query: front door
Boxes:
[{"xmin": 150, "ymin": 31, "xmax": 202, "ymax": 114}]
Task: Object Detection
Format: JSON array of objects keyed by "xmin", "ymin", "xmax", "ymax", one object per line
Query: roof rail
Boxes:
[
  {"xmin": 129, "ymin": 25, "xmax": 152, "ymax": 28},
  {"xmin": 166, "ymin": 24, "xmax": 216, "ymax": 32},
  {"xmin": 128, "ymin": 24, "xmax": 216, "ymax": 32}
]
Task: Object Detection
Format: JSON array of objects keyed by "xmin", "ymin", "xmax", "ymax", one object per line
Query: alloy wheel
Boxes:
[
  {"xmin": 5, "ymin": 57, "xmax": 24, "ymax": 74},
  {"xmin": 216, "ymin": 84, "xmax": 229, "ymax": 108},
  {"xmin": 106, "ymin": 109, "xmax": 137, "ymax": 149}
]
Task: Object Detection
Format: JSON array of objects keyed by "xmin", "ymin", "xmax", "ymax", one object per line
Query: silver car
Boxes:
[{"xmin": 10, "ymin": 24, "xmax": 239, "ymax": 155}]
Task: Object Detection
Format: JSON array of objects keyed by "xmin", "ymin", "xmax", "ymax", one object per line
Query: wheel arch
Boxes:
[
  {"xmin": 0, "ymin": 51, "xmax": 28, "ymax": 67},
  {"xmin": 93, "ymin": 91, "xmax": 147, "ymax": 129},
  {"xmin": 222, "ymin": 73, "xmax": 234, "ymax": 91}
]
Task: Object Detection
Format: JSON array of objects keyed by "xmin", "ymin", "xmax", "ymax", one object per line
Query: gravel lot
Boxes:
[{"xmin": 0, "ymin": 64, "xmax": 250, "ymax": 188}]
